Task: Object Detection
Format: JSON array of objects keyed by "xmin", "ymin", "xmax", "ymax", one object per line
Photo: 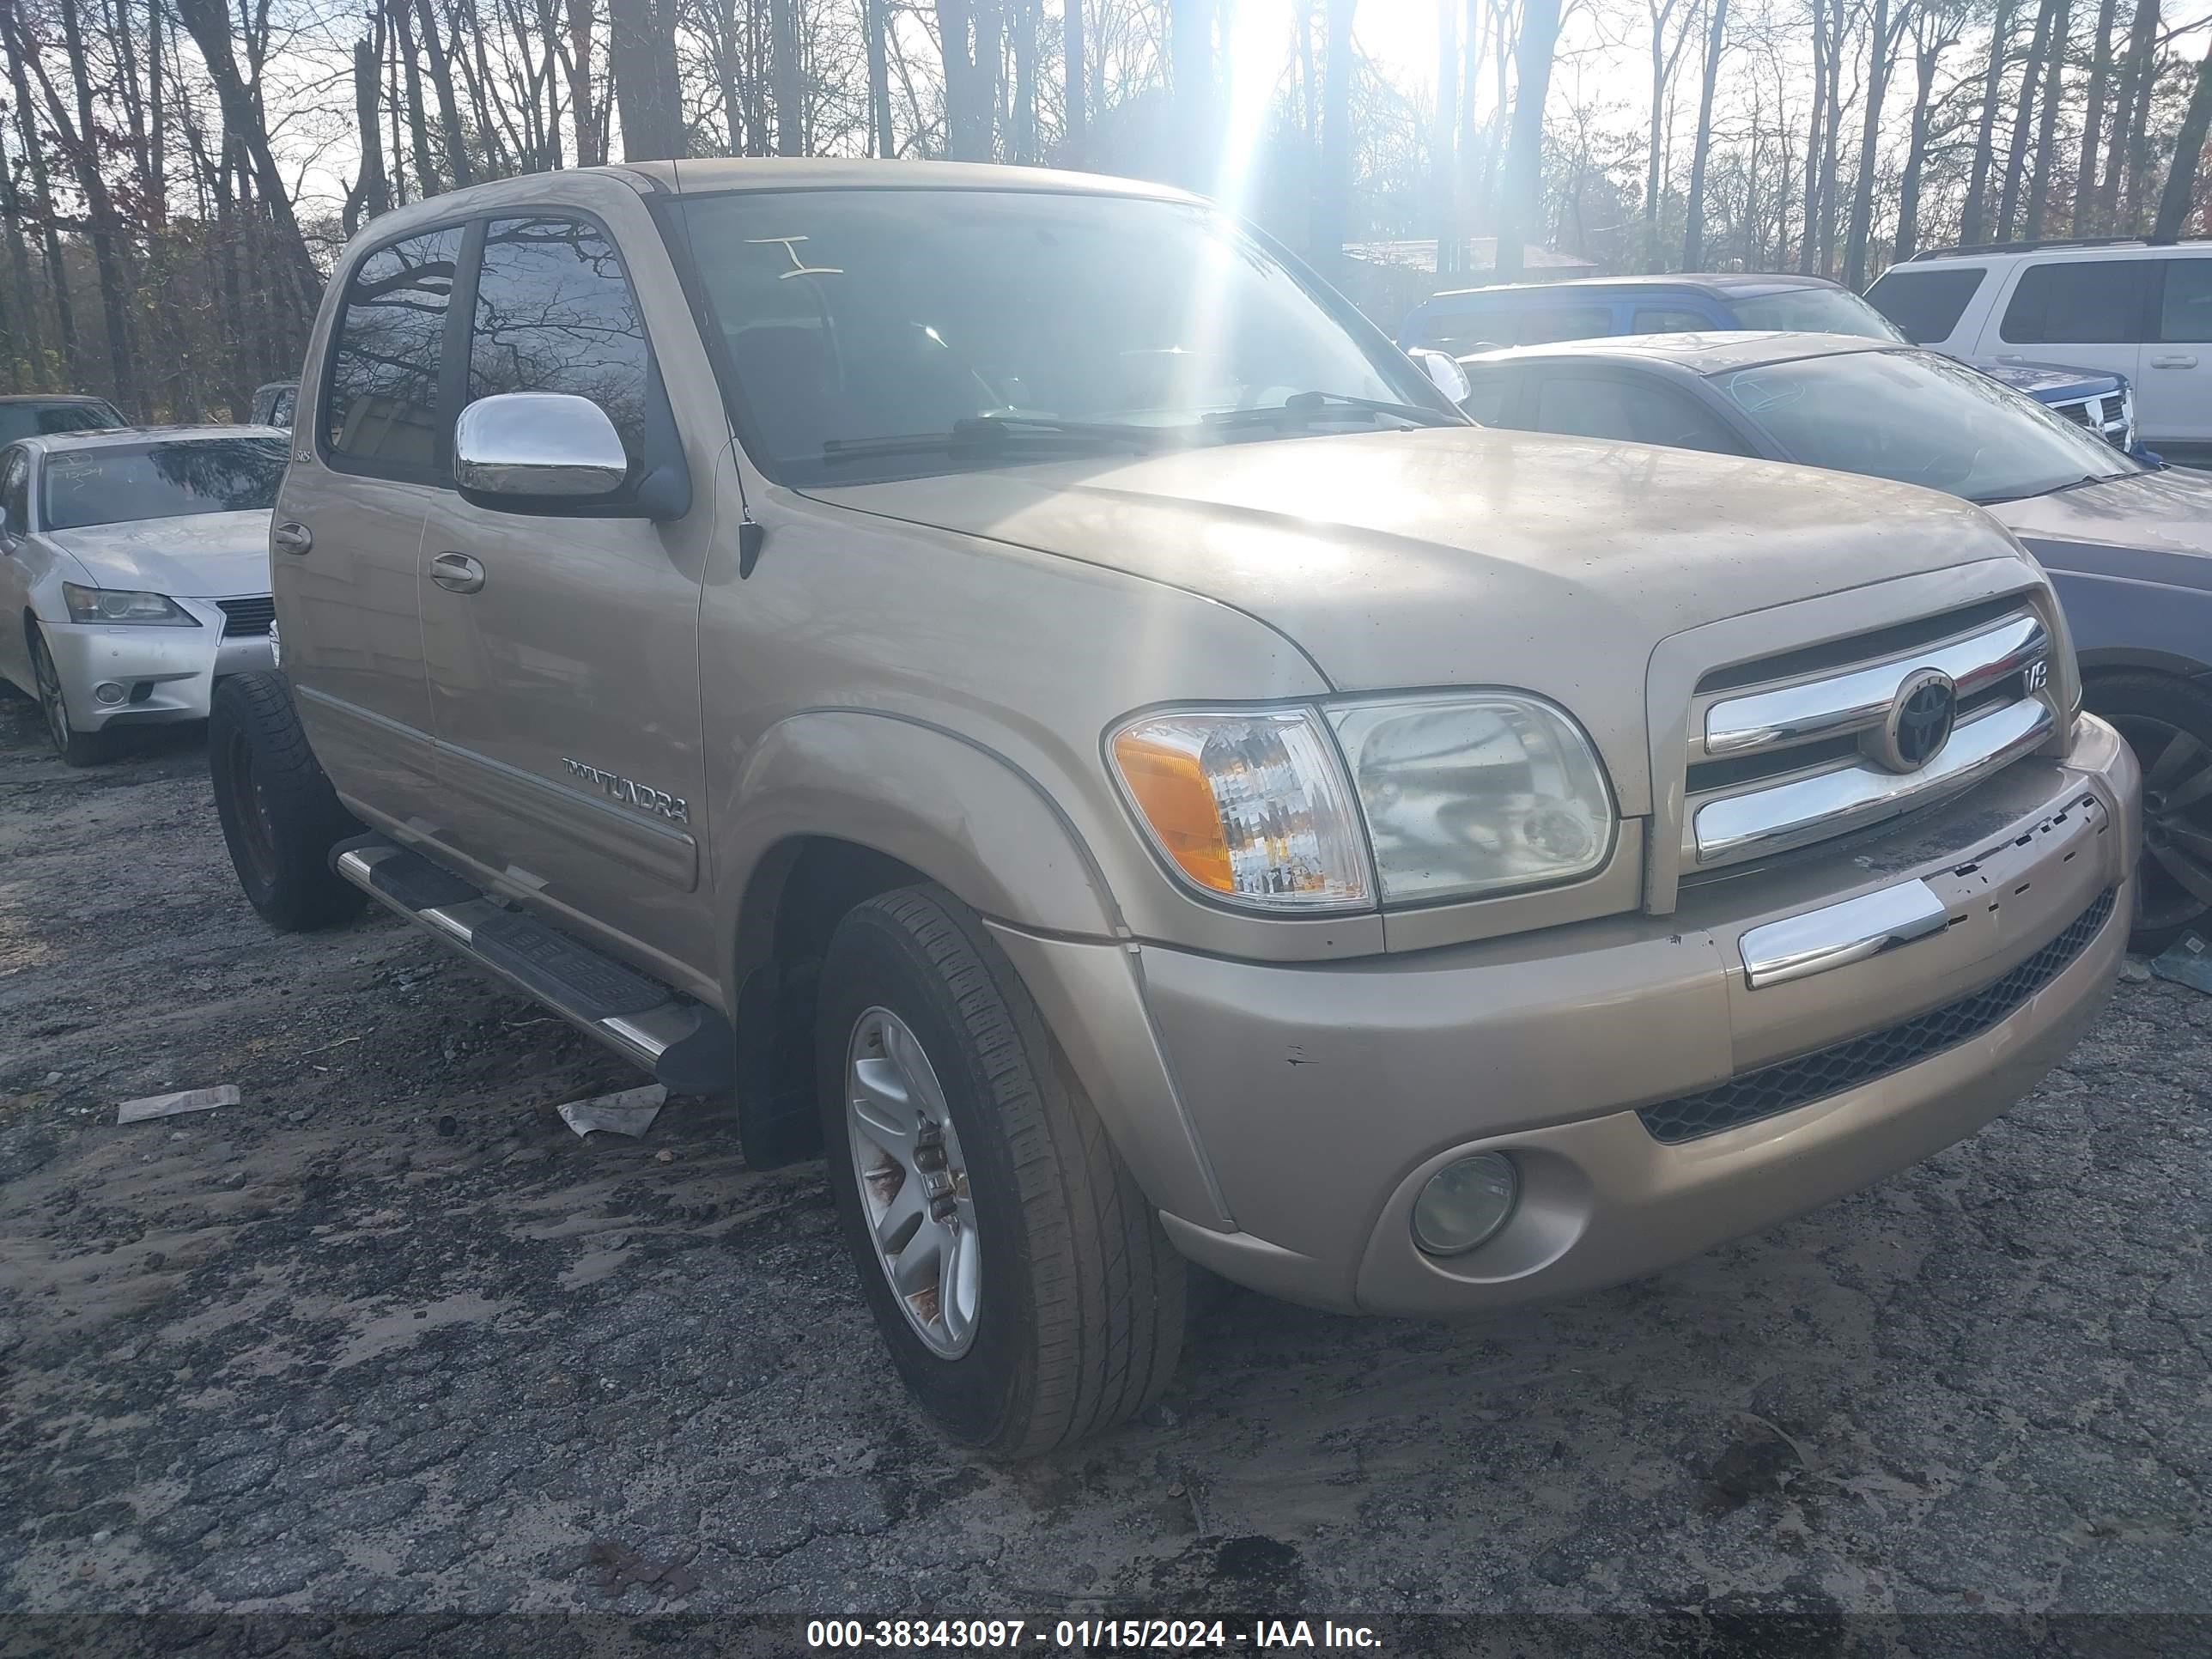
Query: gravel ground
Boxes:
[{"xmin": 3, "ymin": 695, "xmax": 2210, "ymax": 1630}]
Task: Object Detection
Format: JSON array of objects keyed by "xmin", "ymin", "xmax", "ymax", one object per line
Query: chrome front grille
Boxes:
[
  {"xmin": 1680, "ymin": 605, "xmax": 2060, "ymax": 872},
  {"xmin": 2051, "ymin": 392, "xmax": 2132, "ymax": 450}
]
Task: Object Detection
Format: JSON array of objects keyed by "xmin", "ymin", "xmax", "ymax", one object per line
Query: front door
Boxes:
[
  {"xmin": 275, "ymin": 223, "xmax": 465, "ymax": 816},
  {"xmin": 416, "ymin": 207, "xmax": 717, "ymax": 983}
]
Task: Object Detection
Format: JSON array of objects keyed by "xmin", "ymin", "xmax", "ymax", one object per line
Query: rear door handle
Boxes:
[
  {"xmin": 429, "ymin": 551, "xmax": 486, "ymax": 594},
  {"xmin": 272, "ymin": 521, "xmax": 313, "ymax": 555},
  {"xmin": 2150, "ymin": 354, "xmax": 2199, "ymax": 369}
]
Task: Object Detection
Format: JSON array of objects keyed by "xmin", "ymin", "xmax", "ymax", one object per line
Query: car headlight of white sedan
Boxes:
[
  {"xmin": 1109, "ymin": 693, "xmax": 1617, "ymax": 912},
  {"xmin": 61, "ymin": 580, "xmax": 199, "ymax": 626}
]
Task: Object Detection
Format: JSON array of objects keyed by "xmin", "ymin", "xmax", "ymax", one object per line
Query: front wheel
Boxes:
[
  {"xmin": 816, "ymin": 884, "xmax": 1186, "ymax": 1459},
  {"xmin": 2086, "ymin": 672, "xmax": 2212, "ymax": 955},
  {"xmin": 29, "ymin": 624, "xmax": 113, "ymax": 766},
  {"xmin": 208, "ymin": 672, "xmax": 366, "ymax": 931}
]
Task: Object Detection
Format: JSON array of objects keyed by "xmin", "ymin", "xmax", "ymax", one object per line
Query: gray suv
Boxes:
[{"xmin": 211, "ymin": 161, "xmax": 2139, "ymax": 1456}]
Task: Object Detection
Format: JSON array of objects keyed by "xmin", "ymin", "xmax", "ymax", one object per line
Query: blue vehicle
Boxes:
[{"xmin": 1400, "ymin": 273, "xmax": 2145, "ymax": 453}]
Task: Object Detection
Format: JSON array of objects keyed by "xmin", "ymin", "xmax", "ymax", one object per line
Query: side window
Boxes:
[
  {"xmin": 1999, "ymin": 259, "xmax": 2150, "ymax": 345},
  {"xmin": 2155, "ymin": 258, "xmax": 2212, "ymax": 343},
  {"xmin": 1516, "ymin": 307, "xmax": 1613, "ymax": 345},
  {"xmin": 1864, "ymin": 267, "xmax": 1984, "ymax": 343},
  {"xmin": 0, "ymin": 450, "xmax": 27, "ymax": 534},
  {"xmin": 468, "ymin": 216, "xmax": 653, "ymax": 467},
  {"xmin": 1415, "ymin": 310, "xmax": 1510, "ymax": 354},
  {"xmin": 1460, "ymin": 368, "xmax": 1514, "ymax": 425},
  {"xmin": 1632, "ymin": 307, "xmax": 1711, "ymax": 335},
  {"xmin": 1533, "ymin": 373, "xmax": 1748, "ymax": 455},
  {"xmin": 323, "ymin": 226, "xmax": 464, "ymax": 475}
]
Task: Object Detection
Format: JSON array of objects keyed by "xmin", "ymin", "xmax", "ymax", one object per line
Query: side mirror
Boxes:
[
  {"xmin": 1407, "ymin": 347, "xmax": 1471, "ymax": 405},
  {"xmin": 454, "ymin": 392, "xmax": 629, "ymax": 508}
]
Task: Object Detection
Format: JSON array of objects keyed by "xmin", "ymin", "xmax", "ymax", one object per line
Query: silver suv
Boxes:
[{"xmin": 212, "ymin": 161, "xmax": 2140, "ymax": 1457}]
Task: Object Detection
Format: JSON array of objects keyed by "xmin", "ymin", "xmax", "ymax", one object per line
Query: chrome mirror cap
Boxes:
[
  {"xmin": 454, "ymin": 392, "xmax": 629, "ymax": 499},
  {"xmin": 1407, "ymin": 347, "xmax": 1471, "ymax": 405}
]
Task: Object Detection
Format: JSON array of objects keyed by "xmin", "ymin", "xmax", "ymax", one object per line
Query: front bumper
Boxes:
[
  {"xmin": 40, "ymin": 596, "xmax": 273, "ymax": 731},
  {"xmin": 1004, "ymin": 715, "xmax": 2139, "ymax": 1316}
]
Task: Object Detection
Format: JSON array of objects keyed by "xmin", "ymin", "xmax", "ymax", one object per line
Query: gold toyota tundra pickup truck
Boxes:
[{"xmin": 209, "ymin": 161, "xmax": 2140, "ymax": 1459}]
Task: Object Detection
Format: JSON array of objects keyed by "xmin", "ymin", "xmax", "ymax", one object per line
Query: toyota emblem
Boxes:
[{"xmin": 1866, "ymin": 668, "xmax": 1959, "ymax": 774}]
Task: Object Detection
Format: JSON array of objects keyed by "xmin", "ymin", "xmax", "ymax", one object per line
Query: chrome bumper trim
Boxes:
[{"xmin": 1737, "ymin": 878, "xmax": 1949, "ymax": 989}]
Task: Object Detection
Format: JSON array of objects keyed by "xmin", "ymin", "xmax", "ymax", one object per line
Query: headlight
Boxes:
[
  {"xmin": 1327, "ymin": 693, "xmax": 1615, "ymax": 903},
  {"xmin": 61, "ymin": 581, "xmax": 198, "ymax": 626},
  {"xmin": 1109, "ymin": 708, "xmax": 1373, "ymax": 910}
]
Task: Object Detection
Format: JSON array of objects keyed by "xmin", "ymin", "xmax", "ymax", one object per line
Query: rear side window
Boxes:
[
  {"xmin": 1517, "ymin": 307, "xmax": 1612, "ymax": 345},
  {"xmin": 1865, "ymin": 267, "xmax": 1985, "ymax": 343},
  {"xmin": 0, "ymin": 448, "xmax": 27, "ymax": 533},
  {"xmin": 2000, "ymin": 259, "xmax": 2150, "ymax": 344},
  {"xmin": 1632, "ymin": 307, "xmax": 1711, "ymax": 334},
  {"xmin": 2155, "ymin": 258, "xmax": 2212, "ymax": 342},
  {"xmin": 1533, "ymin": 372, "xmax": 1748, "ymax": 455},
  {"xmin": 467, "ymin": 216, "xmax": 653, "ymax": 466},
  {"xmin": 323, "ymin": 226, "xmax": 464, "ymax": 476}
]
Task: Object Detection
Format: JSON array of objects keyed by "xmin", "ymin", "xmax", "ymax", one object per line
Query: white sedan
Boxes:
[{"xmin": 0, "ymin": 425, "xmax": 287, "ymax": 763}]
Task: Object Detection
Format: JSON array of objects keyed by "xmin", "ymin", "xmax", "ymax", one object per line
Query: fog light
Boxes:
[
  {"xmin": 93, "ymin": 682, "xmax": 125, "ymax": 706},
  {"xmin": 1412, "ymin": 1152, "xmax": 1519, "ymax": 1256}
]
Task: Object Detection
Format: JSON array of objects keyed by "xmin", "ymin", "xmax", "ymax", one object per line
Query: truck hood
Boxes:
[
  {"xmin": 811, "ymin": 426, "xmax": 2030, "ymax": 696},
  {"xmin": 1984, "ymin": 467, "xmax": 2212, "ymax": 588},
  {"xmin": 1966, "ymin": 359, "xmax": 2124, "ymax": 400},
  {"xmin": 46, "ymin": 511, "xmax": 273, "ymax": 598}
]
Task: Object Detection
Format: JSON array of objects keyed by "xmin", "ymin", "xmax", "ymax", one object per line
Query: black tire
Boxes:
[
  {"xmin": 28, "ymin": 623, "xmax": 115, "ymax": 766},
  {"xmin": 816, "ymin": 884, "xmax": 1185, "ymax": 1459},
  {"xmin": 208, "ymin": 672, "xmax": 367, "ymax": 931},
  {"xmin": 2085, "ymin": 671, "xmax": 2212, "ymax": 955}
]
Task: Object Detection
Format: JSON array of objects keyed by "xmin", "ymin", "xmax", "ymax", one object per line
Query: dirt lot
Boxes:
[{"xmin": 3, "ymin": 697, "xmax": 2210, "ymax": 1628}]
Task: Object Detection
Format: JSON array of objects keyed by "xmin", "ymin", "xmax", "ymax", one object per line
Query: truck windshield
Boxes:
[
  {"xmin": 1729, "ymin": 286, "xmax": 1905, "ymax": 341},
  {"xmin": 41, "ymin": 437, "xmax": 289, "ymax": 532},
  {"xmin": 672, "ymin": 188, "xmax": 1447, "ymax": 483},
  {"xmin": 1715, "ymin": 348, "xmax": 2142, "ymax": 504}
]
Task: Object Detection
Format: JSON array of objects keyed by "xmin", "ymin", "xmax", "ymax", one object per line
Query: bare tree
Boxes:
[
  {"xmin": 1494, "ymin": 0, "xmax": 1562, "ymax": 278},
  {"xmin": 1844, "ymin": 0, "xmax": 1911, "ymax": 287},
  {"xmin": 2152, "ymin": 30, "xmax": 2212, "ymax": 240},
  {"xmin": 1680, "ymin": 0, "xmax": 1730, "ymax": 267}
]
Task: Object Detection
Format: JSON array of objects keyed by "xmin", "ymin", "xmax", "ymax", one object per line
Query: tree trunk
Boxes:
[
  {"xmin": 1062, "ymin": 0, "xmax": 1085, "ymax": 159},
  {"xmin": 1011, "ymin": 0, "xmax": 1036, "ymax": 161},
  {"xmin": 1680, "ymin": 0, "xmax": 1729, "ymax": 269},
  {"xmin": 1171, "ymin": 0, "xmax": 1215, "ymax": 185},
  {"xmin": 1313, "ymin": 0, "xmax": 1357, "ymax": 278},
  {"xmin": 2152, "ymin": 35, "xmax": 2212, "ymax": 240},
  {"xmin": 1433, "ymin": 0, "xmax": 1458, "ymax": 275},
  {"xmin": 938, "ymin": 0, "xmax": 989, "ymax": 158},
  {"xmin": 1843, "ymin": 0, "xmax": 1895, "ymax": 288},
  {"xmin": 1814, "ymin": 11, "xmax": 1843, "ymax": 270},
  {"xmin": 9, "ymin": 88, "xmax": 80, "ymax": 384},
  {"xmin": 389, "ymin": 0, "xmax": 442, "ymax": 191},
  {"xmin": 1494, "ymin": 0, "xmax": 1562, "ymax": 280},
  {"xmin": 769, "ymin": 0, "xmax": 803, "ymax": 154},
  {"xmin": 350, "ymin": 36, "xmax": 393, "ymax": 230},
  {"xmin": 565, "ymin": 0, "xmax": 603, "ymax": 164},
  {"xmin": 2118, "ymin": 0, "xmax": 2160, "ymax": 224},
  {"xmin": 1960, "ymin": 0, "xmax": 2018, "ymax": 244},
  {"xmin": 0, "ymin": 97, "xmax": 46, "ymax": 386},
  {"xmin": 1797, "ymin": 0, "xmax": 1826, "ymax": 270},
  {"xmin": 414, "ymin": 0, "xmax": 476, "ymax": 187},
  {"xmin": 1893, "ymin": 37, "xmax": 1942, "ymax": 260},
  {"xmin": 867, "ymin": 0, "xmax": 896, "ymax": 155},
  {"xmin": 2074, "ymin": 0, "xmax": 2123, "ymax": 229},
  {"xmin": 611, "ymin": 0, "xmax": 684, "ymax": 158},
  {"xmin": 1996, "ymin": 0, "xmax": 2057, "ymax": 240},
  {"xmin": 2023, "ymin": 0, "xmax": 2070, "ymax": 235}
]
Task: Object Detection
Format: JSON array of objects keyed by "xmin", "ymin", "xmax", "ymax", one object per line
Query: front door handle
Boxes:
[
  {"xmin": 429, "ymin": 551, "xmax": 486, "ymax": 594},
  {"xmin": 2151, "ymin": 354, "xmax": 2199, "ymax": 369},
  {"xmin": 1993, "ymin": 353, "xmax": 2028, "ymax": 364},
  {"xmin": 272, "ymin": 521, "xmax": 313, "ymax": 556}
]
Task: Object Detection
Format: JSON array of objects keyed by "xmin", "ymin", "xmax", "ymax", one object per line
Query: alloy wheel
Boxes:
[
  {"xmin": 30, "ymin": 631, "xmax": 70, "ymax": 758},
  {"xmin": 2117, "ymin": 714, "xmax": 2212, "ymax": 935},
  {"xmin": 843, "ymin": 1006, "xmax": 981, "ymax": 1358}
]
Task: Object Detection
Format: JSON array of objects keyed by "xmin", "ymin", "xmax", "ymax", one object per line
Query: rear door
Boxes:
[
  {"xmin": 2144, "ymin": 255, "xmax": 2212, "ymax": 465},
  {"xmin": 1984, "ymin": 255, "xmax": 2149, "ymax": 403},
  {"xmin": 276, "ymin": 222, "xmax": 465, "ymax": 814},
  {"xmin": 416, "ymin": 201, "xmax": 721, "ymax": 981}
]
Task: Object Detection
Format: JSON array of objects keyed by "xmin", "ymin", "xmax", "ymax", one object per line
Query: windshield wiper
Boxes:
[
  {"xmin": 823, "ymin": 415, "xmax": 1182, "ymax": 465},
  {"xmin": 1202, "ymin": 391, "xmax": 1466, "ymax": 432},
  {"xmin": 1980, "ymin": 470, "xmax": 2136, "ymax": 503}
]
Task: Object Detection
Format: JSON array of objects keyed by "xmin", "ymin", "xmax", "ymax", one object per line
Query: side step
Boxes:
[{"xmin": 331, "ymin": 834, "xmax": 732, "ymax": 1095}]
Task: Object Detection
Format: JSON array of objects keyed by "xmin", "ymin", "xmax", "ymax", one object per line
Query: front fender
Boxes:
[{"xmin": 716, "ymin": 708, "xmax": 1123, "ymax": 948}]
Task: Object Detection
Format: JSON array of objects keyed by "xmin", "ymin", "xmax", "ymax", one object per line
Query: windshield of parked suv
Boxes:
[
  {"xmin": 1716, "ymin": 348, "xmax": 2142, "ymax": 503},
  {"xmin": 672, "ymin": 189, "xmax": 1448, "ymax": 483},
  {"xmin": 1729, "ymin": 286, "xmax": 1905, "ymax": 341},
  {"xmin": 40, "ymin": 436, "xmax": 289, "ymax": 532},
  {"xmin": 0, "ymin": 401, "xmax": 124, "ymax": 445}
]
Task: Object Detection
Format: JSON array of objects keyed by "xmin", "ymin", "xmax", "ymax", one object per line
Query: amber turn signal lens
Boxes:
[{"xmin": 1110, "ymin": 728, "xmax": 1238, "ymax": 892}]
